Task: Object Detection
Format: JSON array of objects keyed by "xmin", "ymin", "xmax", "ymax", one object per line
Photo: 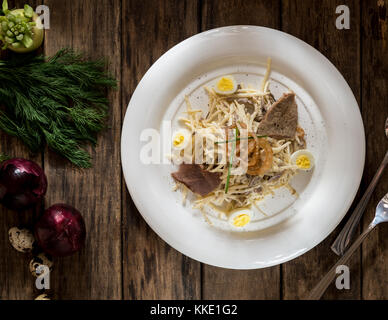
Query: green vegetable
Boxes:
[
  {"xmin": 0, "ymin": 49, "xmax": 117, "ymax": 168},
  {"xmin": 2, "ymin": 0, "xmax": 8, "ymax": 12},
  {"xmin": 225, "ymin": 128, "xmax": 237, "ymax": 194},
  {"xmin": 0, "ymin": 154, "xmax": 10, "ymax": 162},
  {"xmin": 215, "ymin": 135, "xmax": 267, "ymax": 144},
  {"xmin": 0, "ymin": 0, "xmax": 44, "ymax": 52},
  {"xmin": 23, "ymin": 4, "xmax": 33, "ymax": 18}
]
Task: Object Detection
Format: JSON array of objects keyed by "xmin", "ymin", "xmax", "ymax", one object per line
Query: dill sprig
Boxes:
[
  {"xmin": 0, "ymin": 49, "xmax": 117, "ymax": 168},
  {"xmin": 0, "ymin": 153, "xmax": 10, "ymax": 162}
]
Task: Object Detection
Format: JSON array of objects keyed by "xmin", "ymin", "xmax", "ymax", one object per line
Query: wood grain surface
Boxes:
[
  {"xmin": 361, "ymin": 0, "xmax": 388, "ymax": 300},
  {"xmin": 42, "ymin": 0, "xmax": 123, "ymax": 300},
  {"xmin": 201, "ymin": 0, "xmax": 281, "ymax": 300},
  {"xmin": 0, "ymin": 0, "xmax": 42, "ymax": 301},
  {"xmin": 281, "ymin": 0, "xmax": 362, "ymax": 300},
  {"xmin": 0, "ymin": 0, "xmax": 387, "ymax": 300},
  {"xmin": 121, "ymin": 0, "xmax": 201, "ymax": 300}
]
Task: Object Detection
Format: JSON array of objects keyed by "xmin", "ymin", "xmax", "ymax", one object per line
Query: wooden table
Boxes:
[{"xmin": 0, "ymin": 0, "xmax": 387, "ymax": 300}]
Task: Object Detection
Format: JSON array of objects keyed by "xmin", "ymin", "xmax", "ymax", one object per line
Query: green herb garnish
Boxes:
[
  {"xmin": 0, "ymin": 49, "xmax": 117, "ymax": 168},
  {"xmin": 216, "ymin": 135, "xmax": 267, "ymax": 144},
  {"xmin": 225, "ymin": 128, "xmax": 237, "ymax": 194},
  {"xmin": 0, "ymin": 154, "xmax": 10, "ymax": 162}
]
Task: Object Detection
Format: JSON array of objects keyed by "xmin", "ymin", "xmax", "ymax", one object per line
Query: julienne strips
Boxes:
[{"xmin": 0, "ymin": 49, "xmax": 117, "ymax": 168}]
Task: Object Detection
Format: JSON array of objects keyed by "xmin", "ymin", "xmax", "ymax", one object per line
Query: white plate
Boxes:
[{"xmin": 121, "ymin": 26, "xmax": 365, "ymax": 269}]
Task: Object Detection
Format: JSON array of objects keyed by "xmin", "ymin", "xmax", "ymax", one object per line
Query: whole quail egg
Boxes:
[
  {"xmin": 8, "ymin": 227, "xmax": 35, "ymax": 253},
  {"xmin": 29, "ymin": 252, "xmax": 53, "ymax": 277}
]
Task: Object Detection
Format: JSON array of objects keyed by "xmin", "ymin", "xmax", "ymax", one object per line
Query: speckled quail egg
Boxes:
[
  {"xmin": 290, "ymin": 150, "xmax": 315, "ymax": 171},
  {"xmin": 35, "ymin": 294, "xmax": 50, "ymax": 300},
  {"xmin": 8, "ymin": 227, "xmax": 35, "ymax": 253},
  {"xmin": 29, "ymin": 252, "xmax": 53, "ymax": 277},
  {"xmin": 228, "ymin": 208, "xmax": 252, "ymax": 228},
  {"xmin": 214, "ymin": 75, "xmax": 238, "ymax": 95}
]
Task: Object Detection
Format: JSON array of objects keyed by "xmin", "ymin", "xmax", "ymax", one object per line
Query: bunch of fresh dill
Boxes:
[{"xmin": 0, "ymin": 49, "xmax": 117, "ymax": 168}]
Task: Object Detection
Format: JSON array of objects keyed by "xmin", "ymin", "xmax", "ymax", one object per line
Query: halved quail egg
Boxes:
[
  {"xmin": 214, "ymin": 75, "xmax": 238, "ymax": 95},
  {"xmin": 291, "ymin": 150, "xmax": 315, "ymax": 171},
  {"xmin": 172, "ymin": 129, "xmax": 192, "ymax": 150},
  {"xmin": 228, "ymin": 208, "xmax": 252, "ymax": 228}
]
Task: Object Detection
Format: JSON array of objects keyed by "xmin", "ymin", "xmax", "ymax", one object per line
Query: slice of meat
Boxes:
[
  {"xmin": 256, "ymin": 92, "xmax": 298, "ymax": 139},
  {"xmin": 171, "ymin": 164, "xmax": 221, "ymax": 197}
]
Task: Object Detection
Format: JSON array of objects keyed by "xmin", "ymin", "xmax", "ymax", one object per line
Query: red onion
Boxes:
[
  {"xmin": 0, "ymin": 158, "xmax": 47, "ymax": 211},
  {"xmin": 34, "ymin": 204, "xmax": 86, "ymax": 257}
]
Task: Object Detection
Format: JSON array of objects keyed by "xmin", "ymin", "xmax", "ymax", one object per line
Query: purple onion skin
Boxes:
[
  {"xmin": 0, "ymin": 158, "xmax": 47, "ymax": 211},
  {"xmin": 34, "ymin": 204, "xmax": 86, "ymax": 257}
]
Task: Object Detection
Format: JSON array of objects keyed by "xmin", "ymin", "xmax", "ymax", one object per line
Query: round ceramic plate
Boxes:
[{"xmin": 121, "ymin": 26, "xmax": 365, "ymax": 269}]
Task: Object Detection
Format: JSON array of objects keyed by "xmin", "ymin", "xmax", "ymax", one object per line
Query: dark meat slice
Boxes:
[
  {"xmin": 171, "ymin": 164, "xmax": 221, "ymax": 197},
  {"xmin": 256, "ymin": 92, "xmax": 298, "ymax": 139}
]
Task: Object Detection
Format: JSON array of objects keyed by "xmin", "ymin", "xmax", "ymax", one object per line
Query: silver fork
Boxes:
[
  {"xmin": 331, "ymin": 117, "xmax": 388, "ymax": 255},
  {"xmin": 307, "ymin": 192, "xmax": 388, "ymax": 300}
]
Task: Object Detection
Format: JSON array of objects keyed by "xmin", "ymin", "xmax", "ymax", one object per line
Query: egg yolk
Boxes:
[
  {"xmin": 217, "ymin": 77, "xmax": 234, "ymax": 92},
  {"xmin": 296, "ymin": 155, "xmax": 310, "ymax": 169},
  {"xmin": 173, "ymin": 134, "xmax": 184, "ymax": 147},
  {"xmin": 232, "ymin": 214, "xmax": 251, "ymax": 227}
]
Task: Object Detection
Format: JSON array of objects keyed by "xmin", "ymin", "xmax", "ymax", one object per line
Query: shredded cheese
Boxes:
[{"xmin": 172, "ymin": 58, "xmax": 305, "ymax": 214}]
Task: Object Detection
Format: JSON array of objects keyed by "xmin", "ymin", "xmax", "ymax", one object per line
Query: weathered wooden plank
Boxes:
[
  {"xmin": 282, "ymin": 0, "xmax": 361, "ymax": 299},
  {"xmin": 121, "ymin": 0, "xmax": 201, "ymax": 299},
  {"xmin": 0, "ymin": 0, "xmax": 42, "ymax": 300},
  {"xmin": 201, "ymin": 0, "xmax": 281, "ymax": 300},
  {"xmin": 43, "ymin": 0, "xmax": 122, "ymax": 299},
  {"xmin": 361, "ymin": 0, "xmax": 388, "ymax": 300}
]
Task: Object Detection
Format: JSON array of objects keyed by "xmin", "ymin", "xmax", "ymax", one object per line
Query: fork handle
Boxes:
[
  {"xmin": 331, "ymin": 150, "xmax": 388, "ymax": 256},
  {"xmin": 307, "ymin": 224, "xmax": 375, "ymax": 300}
]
